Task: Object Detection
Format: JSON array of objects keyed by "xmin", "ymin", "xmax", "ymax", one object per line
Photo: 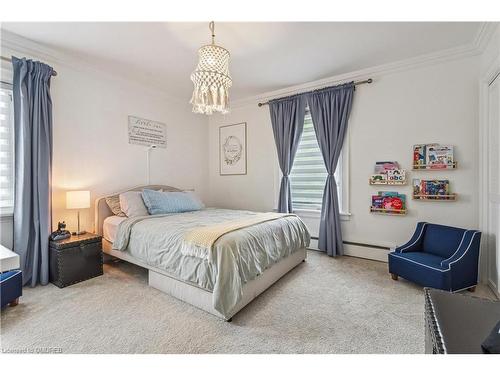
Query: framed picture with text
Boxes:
[{"xmin": 219, "ymin": 122, "xmax": 247, "ymax": 175}]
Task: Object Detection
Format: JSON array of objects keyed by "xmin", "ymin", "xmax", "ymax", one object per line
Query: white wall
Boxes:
[
  {"xmin": 49, "ymin": 65, "xmax": 208, "ymax": 234},
  {"xmin": 208, "ymin": 56, "xmax": 480, "ymax": 258},
  {"xmin": 0, "ymin": 34, "xmax": 208, "ymax": 246}
]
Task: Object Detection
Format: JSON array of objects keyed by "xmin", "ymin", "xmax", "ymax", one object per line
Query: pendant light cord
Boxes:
[{"xmin": 209, "ymin": 21, "xmax": 215, "ymax": 44}]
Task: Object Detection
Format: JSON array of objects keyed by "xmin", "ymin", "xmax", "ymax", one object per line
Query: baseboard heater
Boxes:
[
  {"xmin": 309, "ymin": 237, "xmax": 391, "ymax": 262},
  {"xmin": 310, "ymin": 237, "xmax": 391, "ymax": 250},
  {"xmin": 343, "ymin": 240, "xmax": 390, "ymax": 250}
]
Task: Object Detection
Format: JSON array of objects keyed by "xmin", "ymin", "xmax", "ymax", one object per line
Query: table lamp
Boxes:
[{"xmin": 66, "ymin": 190, "xmax": 90, "ymax": 235}]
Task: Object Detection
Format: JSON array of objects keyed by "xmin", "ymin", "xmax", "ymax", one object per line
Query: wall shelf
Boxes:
[
  {"xmin": 370, "ymin": 207, "xmax": 407, "ymax": 215},
  {"xmin": 412, "ymin": 194, "xmax": 457, "ymax": 201},
  {"xmin": 412, "ymin": 162, "xmax": 457, "ymax": 170}
]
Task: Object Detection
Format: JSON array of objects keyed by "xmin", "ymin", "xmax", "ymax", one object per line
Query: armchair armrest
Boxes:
[
  {"xmin": 441, "ymin": 231, "xmax": 481, "ymax": 268},
  {"xmin": 395, "ymin": 222, "xmax": 428, "ymax": 253}
]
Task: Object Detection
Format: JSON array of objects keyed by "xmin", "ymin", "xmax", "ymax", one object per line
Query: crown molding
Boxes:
[
  {"xmin": 0, "ymin": 29, "xmax": 190, "ymax": 107},
  {"xmin": 232, "ymin": 23, "xmax": 496, "ymax": 108},
  {"xmin": 2, "ymin": 23, "xmax": 497, "ymax": 112}
]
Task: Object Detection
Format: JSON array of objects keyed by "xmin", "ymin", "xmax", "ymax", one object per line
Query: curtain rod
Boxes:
[
  {"xmin": 257, "ymin": 78, "xmax": 372, "ymax": 107},
  {"xmin": 1, "ymin": 55, "xmax": 58, "ymax": 76}
]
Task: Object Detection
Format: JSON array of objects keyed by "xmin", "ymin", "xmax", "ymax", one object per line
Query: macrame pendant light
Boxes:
[{"xmin": 190, "ymin": 21, "xmax": 232, "ymax": 115}]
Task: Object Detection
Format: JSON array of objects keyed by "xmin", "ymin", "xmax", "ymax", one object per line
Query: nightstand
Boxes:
[{"xmin": 49, "ymin": 233, "xmax": 103, "ymax": 288}]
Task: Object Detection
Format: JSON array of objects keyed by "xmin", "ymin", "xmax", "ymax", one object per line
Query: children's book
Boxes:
[
  {"xmin": 425, "ymin": 180, "xmax": 449, "ymax": 195},
  {"xmin": 370, "ymin": 174, "xmax": 387, "ymax": 184},
  {"xmin": 413, "ymin": 145, "xmax": 426, "ymax": 167},
  {"xmin": 413, "ymin": 179, "xmax": 449, "ymax": 196},
  {"xmin": 426, "ymin": 145, "xmax": 454, "ymax": 168},
  {"xmin": 413, "ymin": 179, "xmax": 422, "ymax": 195},
  {"xmin": 372, "ymin": 191, "xmax": 406, "ymax": 210},
  {"xmin": 374, "ymin": 161, "xmax": 399, "ymax": 174},
  {"xmin": 387, "ymin": 169, "xmax": 406, "ymax": 184}
]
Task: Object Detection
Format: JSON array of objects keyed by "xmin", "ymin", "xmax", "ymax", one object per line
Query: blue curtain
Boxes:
[
  {"xmin": 12, "ymin": 57, "xmax": 54, "ymax": 286},
  {"xmin": 269, "ymin": 95, "xmax": 306, "ymax": 213},
  {"xmin": 307, "ymin": 83, "xmax": 354, "ymax": 256}
]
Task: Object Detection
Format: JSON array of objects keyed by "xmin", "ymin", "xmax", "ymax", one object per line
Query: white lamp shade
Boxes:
[{"xmin": 66, "ymin": 191, "xmax": 90, "ymax": 209}]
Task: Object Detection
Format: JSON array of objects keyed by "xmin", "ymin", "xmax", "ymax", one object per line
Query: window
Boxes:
[
  {"xmin": 289, "ymin": 112, "xmax": 344, "ymax": 212},
  {"xmin": 0, "ymin": 85, "xmax": 14, "ymax": 215}
]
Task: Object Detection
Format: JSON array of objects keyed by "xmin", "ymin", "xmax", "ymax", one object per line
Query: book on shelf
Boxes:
[
  {"xmin": 387, "ymin": 169, "xmax": 406, "ymax": 184},
  {"xmin": 426, "ymin": 145, "xmax": 454, "ymax": 168},
  {"xmin": 369, "ymin": 174, "xmax": 387, "ymax": 184},
  {"xmin": 413, "ymin": 144, "xmax": 454, "ymax": 168},
  {"xmin": 413, "ymin": 144, "xmax": 426, "ymax": 168},
  {"xmin": 374, "ymin": 161, "xmax": 400, "ymax": 174},
  {"xmin": 370, "ymin": 162, "xmax": 406, "ymax": 185},
  {"xmin": 371, "ymin": 191, "xmax": 406, "ymax": 211},
  {"xmin": 413, "ymin": 179, "xmax": 450, "ymax": 196}
]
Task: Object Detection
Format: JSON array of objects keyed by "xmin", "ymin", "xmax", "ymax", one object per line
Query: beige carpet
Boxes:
[{"xmin": 0, "ymin": 250, "xmax": 495, "ymax": 354}]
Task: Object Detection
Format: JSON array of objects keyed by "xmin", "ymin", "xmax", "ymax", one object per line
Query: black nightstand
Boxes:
[{"xmin": 49, "ymin": 233, "xmax": 103, "ymax": 288}]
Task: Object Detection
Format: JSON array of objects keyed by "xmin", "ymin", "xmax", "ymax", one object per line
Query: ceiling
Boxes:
[{"xmin": 1, "ymin": 22, "xmax": 483, "ymax": 101}]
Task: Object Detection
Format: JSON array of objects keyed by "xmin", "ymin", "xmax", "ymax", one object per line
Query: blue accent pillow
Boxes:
[{"xmin": 141, "ymin": 190, "xmax": 204, "ymax": 215}]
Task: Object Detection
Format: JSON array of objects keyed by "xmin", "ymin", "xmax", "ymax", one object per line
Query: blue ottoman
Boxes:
[{"xmin": 1, "ymin": 270, "xmax": 22, "ymax": 308}]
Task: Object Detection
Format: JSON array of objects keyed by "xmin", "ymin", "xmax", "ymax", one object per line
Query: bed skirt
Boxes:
[{"xmin": 102, "ymin": 239, "xmax": 307, "ymax": 320}]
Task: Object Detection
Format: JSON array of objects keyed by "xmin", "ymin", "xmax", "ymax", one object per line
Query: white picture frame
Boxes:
[{"xmin": 219, "ymin": 122, "xmax": 247, "ymax": 175}]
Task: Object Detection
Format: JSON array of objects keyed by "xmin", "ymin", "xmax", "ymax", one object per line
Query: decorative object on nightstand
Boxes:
[
  {"xmin": 49, "ymin": 221, "xmax": 71, "ymax": 241},
  {"xmin": 0, "ymin": 245, "xmax": 22, "ymax": 308},
  {"xmin": 66, "ymin": 190, "xmax": 90, "ymax": 235},
  {"xmin": 49, "ymin": 233, "xmax": 103, "ymax": 288}
]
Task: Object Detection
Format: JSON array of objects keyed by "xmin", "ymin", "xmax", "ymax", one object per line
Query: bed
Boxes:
[{"xmin": 95, "ymin": 185, "xmax": 310, "ymax": 321}]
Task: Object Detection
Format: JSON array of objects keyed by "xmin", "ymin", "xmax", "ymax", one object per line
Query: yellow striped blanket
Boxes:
[{"xmin": 181, "ymin": 212, "xmax": 295, "ymax": 260}]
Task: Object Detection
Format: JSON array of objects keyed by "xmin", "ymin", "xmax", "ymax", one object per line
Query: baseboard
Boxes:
[
  {"xmin": 343, "ymin": 243, "xmax": 389, "ymax": 263},
  {"xmin": 308, "ymin": 238, "xmax": 390, "ymax": 263}
]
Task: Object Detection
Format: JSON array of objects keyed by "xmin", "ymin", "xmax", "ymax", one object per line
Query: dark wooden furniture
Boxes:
[
  {"xmin": 49, "ymin": 233, "xmax": 103, "ymax": 288},
  {"xmin": 424, "ymin": 288, "xmax": 500, "ymax": 353}
]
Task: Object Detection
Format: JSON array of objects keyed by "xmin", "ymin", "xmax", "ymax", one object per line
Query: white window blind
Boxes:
[
  {"xmin": 0, "ymin": 87, "xmax": 14, "ymax": 214},
  {"xmin": 290, "ymin": 112, "xmax": 342, "ymax": 211}
]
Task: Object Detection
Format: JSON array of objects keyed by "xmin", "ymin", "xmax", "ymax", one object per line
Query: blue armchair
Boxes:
[{"xmin": 388, "ymin": 222, "xmax": 481, "ymax": 292}]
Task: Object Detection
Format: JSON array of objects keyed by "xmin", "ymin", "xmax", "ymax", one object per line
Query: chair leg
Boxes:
[
  {"xmin": 391, "ymin": 273, "xmax": 398, "ymax": 281},
  {"xmin": 9, "ymin": 298, "xmax": 19, "ymax": 307},
  {"xmin": 467, "ymin": 286, "xmax": 476, "ymax": 292}
]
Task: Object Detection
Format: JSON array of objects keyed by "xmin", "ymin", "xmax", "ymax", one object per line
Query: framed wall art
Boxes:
[
  {"xmin": 128, "ymin": 115, "xmax": 167, "ymax": 148},
  {"xmin": 219, "ymin": 122, "xmax": 247, "ymax": 175}
]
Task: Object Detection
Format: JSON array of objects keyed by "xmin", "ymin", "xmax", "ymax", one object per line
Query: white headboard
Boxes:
[{"xmin": 94, "ymin": 185, "xmax": 182, "ymax": 235}]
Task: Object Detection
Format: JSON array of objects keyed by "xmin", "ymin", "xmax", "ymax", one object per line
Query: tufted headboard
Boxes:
[{"xmin": 94, "ymin": 185, "xmax": 182, "ymax": 235}]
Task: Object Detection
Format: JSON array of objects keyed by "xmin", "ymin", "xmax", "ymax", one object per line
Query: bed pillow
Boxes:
[
  {"xmin": 183, "ymin": 191, "xmax": 205, "ymax": 209},
  {"xmin": 141, "ymin": 189, "xmax": 204, "ymax": 215},
  {"xmin": 105, "ymin": 195, "xmax": 126, "ymax": 217},
  {"xmin": 119, "ymin": 191, "xmax": 149, "ymax": 217}
]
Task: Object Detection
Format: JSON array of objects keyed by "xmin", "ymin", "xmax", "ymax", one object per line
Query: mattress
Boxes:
[{"xmin": 103, "ymin": 215, "xmax": 126, "ymax": 243}]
